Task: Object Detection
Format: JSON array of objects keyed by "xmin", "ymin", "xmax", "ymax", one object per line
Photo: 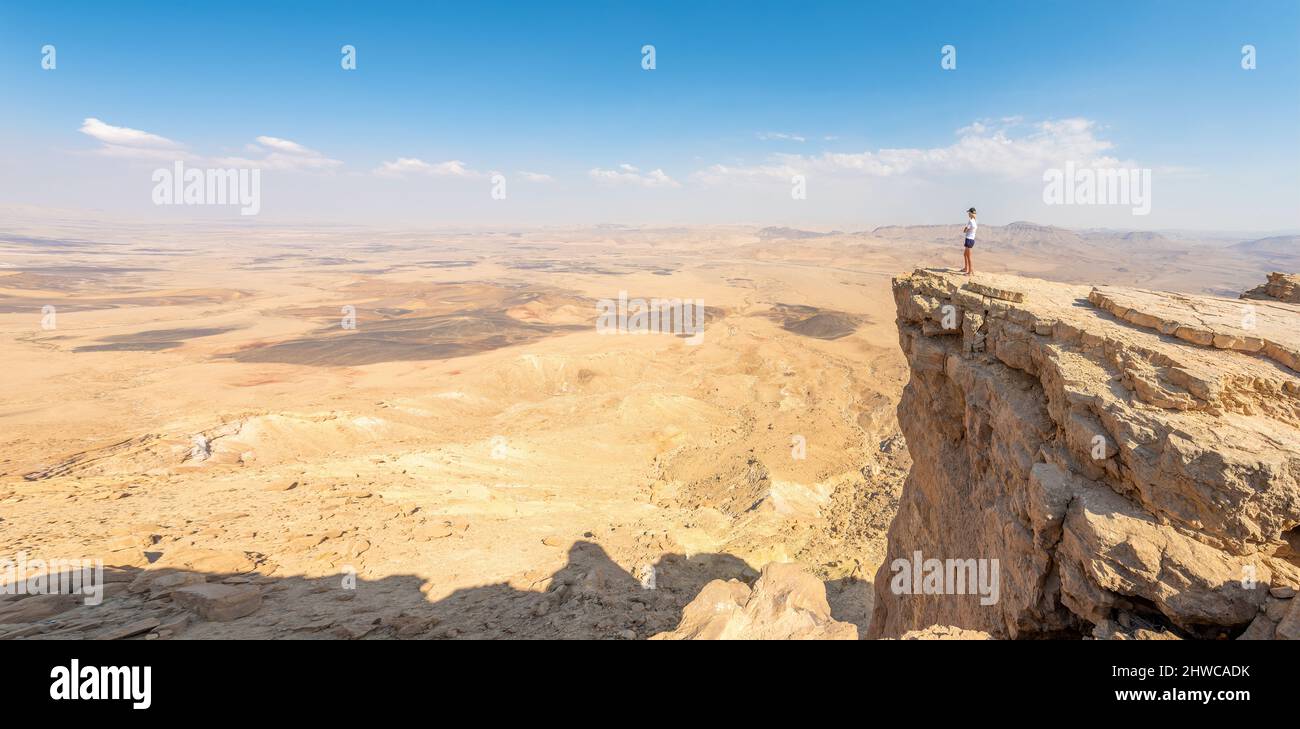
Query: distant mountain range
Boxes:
[
  {"xmin": 756, "ymin": 226, "xmax": 843, "ymax": 240},
  {"xmin": 755, "ymin": 224, "xmax": 1295, "ymax": 270},
  {"xmin": 1230, "ymin": 235, "xmax": 1299, "ymax": 258},
  {"xmin": 868, "ymin": 221, "xmax": 1092, "ymax": 249}
]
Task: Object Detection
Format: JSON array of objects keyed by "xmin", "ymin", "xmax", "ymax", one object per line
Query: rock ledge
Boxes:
[{"xmin": 870, "ymin": 269, "xmax": 1300, "ymax": 640}]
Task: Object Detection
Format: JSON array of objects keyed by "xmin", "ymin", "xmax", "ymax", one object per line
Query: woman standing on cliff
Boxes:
[{"xmin": 962, "ymin": 207, "xmax": 977, "ymax": 275}]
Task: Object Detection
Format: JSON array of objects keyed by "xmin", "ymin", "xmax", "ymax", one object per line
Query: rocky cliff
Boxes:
[
  {"xmin": 869, "ymin": 269, "xmax": 1300, "ymax": 640},
  {"xmin": 1242, "ymin": 272, "xmax": 1300, "ymax": 305}
]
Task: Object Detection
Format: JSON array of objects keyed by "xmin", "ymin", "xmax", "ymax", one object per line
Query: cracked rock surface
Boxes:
[{"xmin": 869, "ymin": 269, "xmax": 1300, "ymax": 639}]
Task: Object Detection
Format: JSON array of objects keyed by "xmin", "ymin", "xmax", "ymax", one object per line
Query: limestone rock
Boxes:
[
  {"xmin": 1242, "ymin": 272, "xmax": 1300, "ymax": 304},
  {"xmin": 98, "ymin": 617, "xmax": 161, "ymax": 640},
  {"xmin": 152, "ymin": 547, "xmax": 259, "ymax": 575},
  {"xmin": 1277, "ymin": 600, "xmax": 1300, "ymax": 640},
  {"xmin": 0, "ymin": 594, "xmax": 82, "ymax": 623},
  {"xmin": 1264, "ymin": 596, "xmax": 1291, "ymax": 622},
  {"xmin": 898, "ymin": 625, "xmax": 993, "ymax": 640},
  {"xmin": 170, "ymin": 583, "xmax": 263, "ymax": 621},
  {"xmin": 652, "ymin": 562, "xmax": 857, "ymax": 640},
  {"xmin": 1090, "ymin": 284, "xmax": 1299, "ymax": 372},
  {"xmin": 1237, "ymin": 614, "xmax": 1277, "ymax": 640},
  {"xmin": 963, "ymin": 280, "xmax": 1025, "ymax": 303},
  {"xmin": 1091, "ymin": 618, "xmax": 1182, "ymax": 640},
  {"xmin": 129, "ymin": 570, "xmax": 207, "ymax": 598},
  {"xmin": 871, "ymin": 269, "xmax": 1300, "ymax": 640}
]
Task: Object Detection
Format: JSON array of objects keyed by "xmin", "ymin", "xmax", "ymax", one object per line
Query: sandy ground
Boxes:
[{"xmin": 1, "ymin": 218, "xmax": 1292, "ymax": 639}]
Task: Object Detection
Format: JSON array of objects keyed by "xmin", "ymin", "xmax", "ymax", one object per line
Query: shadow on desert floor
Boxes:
[{"xmin": 1, "ymin": 540, "xmax": 873, "ymax": 640}]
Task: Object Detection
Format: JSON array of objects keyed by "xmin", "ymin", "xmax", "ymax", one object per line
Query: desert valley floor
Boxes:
[{"xmin": 1, "ymin": 215, "xmax": 1295, "ymax": 639}]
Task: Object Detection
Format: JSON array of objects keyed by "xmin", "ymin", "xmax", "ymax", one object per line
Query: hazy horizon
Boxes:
[{"xmin": 4, "ymin": 203, "xmax": 1299, "ymax": 242}]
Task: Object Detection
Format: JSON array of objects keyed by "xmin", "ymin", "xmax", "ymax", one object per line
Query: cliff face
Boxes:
[
  {"xmin": 869, "ymin": 269, "xmax": 1300, "ymax": 640},
  {"xmin": 1242, "ymin": 272, "xmax": 1300, "ymax": 305}
]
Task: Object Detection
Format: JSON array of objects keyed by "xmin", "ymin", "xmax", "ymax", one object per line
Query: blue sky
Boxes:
[{"xmin": 2, "ymin": 0, "xmax": 1298, "ymax": 230}]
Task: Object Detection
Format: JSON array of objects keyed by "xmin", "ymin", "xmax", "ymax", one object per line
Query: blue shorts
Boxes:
[{"xmin": 964, "ymin": 238, "xmax": 975, "ymax": 248}]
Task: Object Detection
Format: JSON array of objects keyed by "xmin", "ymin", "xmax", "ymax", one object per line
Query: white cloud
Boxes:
[
  {"xmin": 79, "ymin": 118, "xmax": 183, "ymax": 150},
  {"xmin": 374, "ymin": 157, "xmax": 433, "ymax": 175},
  {"xmin": 215, "ymin": 136, "xmax": 341, "ymax": 171},
  {"xmin": 373, "ymin": 157, "xmax": 478, "ymax": 177},
  {"xmin": 425, "ymin": 160, "xmax": 472, "ymax": 176},
  {"xmin": 78, "ymin": 118, "xmax": 340, "ymax": 171},
  {"xmin": 254, "ymin": 136, "xmax": 313, "ymax": 155},
  {"xmin": 698, "ymin": 118, "xmax": 1131, "ymax": 184},
  {"xmin": 589, "ymin": 164, "xmax": 680, "ymax": 188},
  {"xmin": 756, "ymin": 132, "xmax": 807, "ymax": 143}
]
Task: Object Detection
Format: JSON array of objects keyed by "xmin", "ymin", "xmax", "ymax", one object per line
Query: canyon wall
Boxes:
[{"xmin": 869, "ymin": 269, "xmax": 1300, "ymax": 639}]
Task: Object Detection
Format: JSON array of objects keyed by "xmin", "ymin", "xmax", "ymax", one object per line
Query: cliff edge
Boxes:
[
  {"xmin": 869, "ymin": 269, "xmax": 1300, "ymax": 639},
  {"xmin": 1242, "ymin": 272, "xmax": 1300, "ymax": 305}
]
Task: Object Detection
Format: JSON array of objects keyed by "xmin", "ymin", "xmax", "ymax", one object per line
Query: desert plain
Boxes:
[{"xmin": 1, "ymin": 211, "xmax": 1296, "ymax": 639}]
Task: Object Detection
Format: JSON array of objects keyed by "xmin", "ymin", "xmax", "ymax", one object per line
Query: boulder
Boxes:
[
  {"xmin": 653, "ymin": 562, "xmax": 857, "ymax": 640},
  {"xmin": 1277, "ymin": 600, "xmax": 1300, "ymax": 640},
  {"xmin": 898, "ymin": 625, "xmax": 993, "ymax": 640},
  {"xmin": 170, "ymin": 583, "xmax": 263, "ymax": 621}
]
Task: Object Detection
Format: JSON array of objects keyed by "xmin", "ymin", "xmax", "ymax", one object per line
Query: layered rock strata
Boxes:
[{"xmin": 869, "ymin": 269, "xmax": 1300, "ymax": 640}]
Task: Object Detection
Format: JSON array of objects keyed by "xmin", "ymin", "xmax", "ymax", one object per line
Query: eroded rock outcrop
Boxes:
[
  {"xmin": 1242, "ymin": 272, "xmax": 1300, "ymax": 304},
  {"xmin": 898, "ymin": 625, "xmax": 993, "ymax": 640},
  {"xmin": 869, "ymin": 269, "xmax": 1300, "ymax": 640},
  {"xmin": 653, "ymin": 562, "xmax": 857, "ymax": 640}
]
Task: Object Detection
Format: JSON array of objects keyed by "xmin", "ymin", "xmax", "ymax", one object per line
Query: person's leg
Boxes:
[
  {"xmin": 963, "ymin": 247, "xmax": 972, "ymax": 274},
  {"xmin": 967, "ymin": 247, "xmax": 973, "ymax": 274}
]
